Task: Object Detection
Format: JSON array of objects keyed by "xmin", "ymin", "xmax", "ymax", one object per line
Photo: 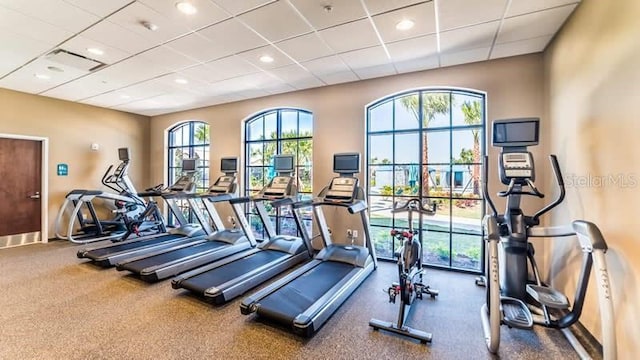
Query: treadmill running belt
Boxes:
[
  {"xmin": 180, "ymin": 250, "xmax": 286, "ymax": 294},
  {"xmin": 256, "ymin": 261, "xmax": 354, "ymax": 324},
  {"xmin": 84, "ymin": 234, "xmax": 183, "ymax": 258},
  {"xmin": 119, "ymin": 241, "xmax": 226, "ymax": 273}
]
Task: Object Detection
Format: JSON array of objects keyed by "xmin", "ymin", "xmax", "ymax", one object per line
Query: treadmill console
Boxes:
[
  {"xmin": 169, "ymin": 174, "xmax": 197, "ymax": 193},
  {"xmin": 262, "ymin": 176, "xmax": 293, "ymax": 199},
  {"xmin": 325, "ymin": 177, "xmax": 358, "ymax": 202},
  {"xmin": 208, "ymin": 175, "xmax": 236, "ymax": 194},
  {"xmin": 500, "ymin": 151, "xmax": 534, "ymax": 184}
]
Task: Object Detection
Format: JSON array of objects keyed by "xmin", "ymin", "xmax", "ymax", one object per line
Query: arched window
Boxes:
[
  {"xmin": 244, "ymin": 109, "xmax": 313, "ymax": 239},
  {"xmin": 167, "ymin": 121, "xmax": 210, "ymax": 223},
  {"xmin": 366, "ymin": 89, "xmax": 485, "ymax": 272}
]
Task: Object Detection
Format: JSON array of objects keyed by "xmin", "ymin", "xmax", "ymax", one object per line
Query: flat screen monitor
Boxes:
[
  {"xmin": 273, "ymin": 154, "xmax": 294, "ymax": 173},
  {"xmin": 118, "ymin": 148, "xmax": 130, "ymax": 162},
  {"xmin": 333, "ymin": 152, "xmax": 360, "ymax": 174},
  {"xmin": 220, "ymin": 157, "xmax": 238, "ymax": 173},
  {"xmin": 492, "ymin": 118, "xmax": 539, "ymax": 147},
  {"xmin": 182, "ymin": 158, "xmax": 197, "ymax": 172}
]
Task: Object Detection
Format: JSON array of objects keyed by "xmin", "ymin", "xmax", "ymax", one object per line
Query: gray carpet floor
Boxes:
[{"xmin": 0, "ymin": 241, "xmax": 586, "ymax": 359}]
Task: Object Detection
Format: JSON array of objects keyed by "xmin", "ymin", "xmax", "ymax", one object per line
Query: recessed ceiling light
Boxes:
[
  {"xmin": 175, "ymin": 78, "xmax": 188, "ymax": 84},
  {"xmin": 176, "ymin": 1, "xmax": 197, "ymax": 15},
  {"xmin": 87, "ymin": 47, "xmax": 104, "ymax": 56},
  {"xmin": 259, "ymin": 55, "xmax": 274, "ymax": 63},
  {"xmin": 34, "ymin": 73, "xmax": 50, "ymax": 80},
  {"xmin": 396, "ymin": 19, "xmax": 415, "ymax": 31}
]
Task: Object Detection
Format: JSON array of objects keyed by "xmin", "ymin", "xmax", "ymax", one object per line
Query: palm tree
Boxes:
[
  {"xmin": 400, "ymin": 93, "xmax": 449, "ymax": 197},
  {"xmin": 461, "ymin": 100, "xmax": 482, "ymax": 195},
  {"xmin": 194, "ymin": 123, "xmax": 210, "ymax": 143}
]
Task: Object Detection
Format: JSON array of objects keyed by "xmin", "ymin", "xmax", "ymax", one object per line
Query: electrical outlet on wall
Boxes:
[{"xmin": 346, "ymin": 229, "xmax": 353, "ymax": 238}]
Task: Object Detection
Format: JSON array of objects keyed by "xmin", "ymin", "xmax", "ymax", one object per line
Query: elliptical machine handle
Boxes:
[
  {"xmin": 497, "ymin": 178, "xmax": 545, "ymax": 198},
  {"xmin": 532, "ymin": 155, "xmax": 565, "ymax": 222},
  {"xmin": 483, "ymin": 155, "xmax": 498, "ymax": 217}
]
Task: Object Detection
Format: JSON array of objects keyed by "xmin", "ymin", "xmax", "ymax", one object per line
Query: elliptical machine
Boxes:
[
  {"xmin": 369, "ymin": 198, "xmax": 438, "ymax": 344},
  {"xmin": 480, "ymin": 118, "xmax": 616, "ymax": 359}
]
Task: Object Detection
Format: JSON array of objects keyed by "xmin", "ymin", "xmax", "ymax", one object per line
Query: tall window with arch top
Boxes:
[
  {"xmin": 167, "ymin": 121, "xmax": 210, "ymax": 224},
  {"xmin": 244, "ymin": 109, "xmax": 313, "ymax": 240},
  {"xmin": 366, "ymin": 89, "xmax": 486, "ymax": 272}
]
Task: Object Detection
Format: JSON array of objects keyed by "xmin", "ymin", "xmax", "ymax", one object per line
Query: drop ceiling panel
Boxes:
[
  {"xmin": 364, "ymin": 0, "xmax": 425, "ymax": 16},
  {"xmin": 268, "ymin": 64, "xmax": 320, "ymax": 86},
  {"xmin": 81, "ymin": 20, "xmax": 155, "ymax": 54},
  {"xmin": 497, "ymin": 4, "xmax": 577, "ymax": 44},
  {"xmin": 439, "ymin": 21, "xmax": 499, "ymax": 53},
  {"xmin": 41, "ymin": 72, "xmax": 126, "ymax": 101},
  {"xmin": 263, "ymin": 82, "xmax": 296, "ymax": 95},
  {"xmin": 198, "ymin": 18, "xmax": 268, "ymax": 55},
  {"xmin": 107, "ymin": 1, "xmax": 190, "ymax": 45},
  {"xmin": 62, "ymin": 0, "xmax": 132, "ymax": 17},
  {"xmin": 116, "ymin": 79, "xmax": 170, "ymax": 99},
  {"xmin": 137, "ymin": 46, "xmax": 199, "ymax": 72},
  {"xmin": 394, "ymin": 56, "xmax": 439, "ymax": 74},
  {"xmin": 80, "ymin": 90, "xmax": 143, "ymax": 108},
  {"xmin": 440, "ymin": 46, "xmax": 490, "ymax": 67},
  {"xmin": 354, "ymin": 63, "xmax": 396, "ymax": 79},
  {"xmin": 0, "ymin": 58, "xmax": 88, "ymax": 94},
  {"xmin": 0, "ymin": 6, "xmax": 72, "ymax": 45},
  {"xmin": 318, "ymin": 19, "xmax": 380, "ymax": 53},
  {"xmin": 212, "ymin": 0, "xmax": 275, "ymax": 16},
  {"xmin": 165, "ymin": 33, "xmax": 229, "ymax": 63},
  {"xmin": 438, "ymin": 0, "xmax": 508, "ymax": 31},
  {"xmin": 237, "ymin": 1, "xmax": 312, "ymax": 42},
  {"xmin": 507, "ymin": 0, "xmax": 580, "ymax": 17},
  {"xmin": 0, "ymin": 0, "xmax": 100, "ymax": 33},
  {"xmin": 95, "ymin": 56, "xmax": 169, "ymax": 86},
  {"xmin": 316, "ymin": 70, "xmax": 359, "ymax": 85},
  {"xmin": 181, "ymin": 56, "xmax": 259, "ymax": 83},
  {"xmin": 0, "ymin": 32, "xmax": 52, "ymax": 77},
  {"xmin": 238, "ymin": 46, "xmax": 294, "ymax": 70},
  {"xmin": 137, "ymin": 0, "xmax": 230, "ymax": 31},
  {"xmin": 275, "ymin": 33, "xmax": 335, "ymax": 63},
  {"xmin": 289, "ymin": 0, "xmax": 366, "ymax": 30},
  {"xmin": 303, "ymin": 55, "xmax": 352, "ymax": 76},
  {"xmin": 386, "ymin": 35, "xmax": 438, "ymax": 62},
  {"xmin": 60, "ymin": 36, "xmax": 131, "ymax": 65},
  {"xmin": 491, "ymin": 35, "xmax": 553, "ymax": 59},
  {"xmin": 373, "ymin": 2, "xmax": 436, "ymax": 43},
  {"xmin": 340, "ymin": 46, "xmax": 392, "ymax": 70},
  {"xmin": 146, "ymin": 72, "xmax": 211, "ymax": 94}
]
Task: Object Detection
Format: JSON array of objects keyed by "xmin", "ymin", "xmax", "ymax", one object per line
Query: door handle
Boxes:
[{"xmin": 28, "ymin": 192, "xmax": 40, "ymax": 199}]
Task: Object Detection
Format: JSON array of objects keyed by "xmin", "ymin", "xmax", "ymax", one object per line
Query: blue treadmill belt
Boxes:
[
  {"xmin": 180, "ymin": 250, "xmax": 286, "ymax": 294},
  {"xmin": 119, "ymin": 241, "xmax": 226, "ymax": 273},
  {"xmin": 256, "ymin": 261, "xmax": 354, "ymax": 324},
  {"xmin": 85, "ymin": 234, "xmax": 184, "ymax": 258}
]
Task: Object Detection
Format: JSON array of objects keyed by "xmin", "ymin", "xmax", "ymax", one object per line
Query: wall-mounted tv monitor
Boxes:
[
  {"xmin": 273, "ymin": 154, "xmax": 294, "ymax": 173},
  {"xmin": 220, "ymin": 157, "xmax": 238, "ymax": 173},
  {"xmin": 492, "ymin": 118, "xmax": 540, "ymax": 147},
  {"xmin": 182, "ymin": 158, "xmax": 197, "ymax": 172},
  {"xmin": 118, "ymin": 148, "xmax": 130, "ymax": 162},
  {"xmin": 333, "ymin": 152, "xmax": 360, "ymax": 174}
]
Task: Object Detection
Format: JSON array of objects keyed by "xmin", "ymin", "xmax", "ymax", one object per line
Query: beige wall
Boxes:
[
  {"xmin": 0, "ymin": 89, "xmax": 150, "ymax": 237},
  {"xmin": 544, "ymin": 0, "xmax": 640, "ymax": 355},
  {"xmin": 150, "ymin": 54, "xmax": 546, "ymax": 244}
]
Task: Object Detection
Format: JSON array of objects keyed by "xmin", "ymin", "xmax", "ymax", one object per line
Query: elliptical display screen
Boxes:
[
  {"xmin": 333, "ymin": 153, "xmax": 360, "ymax": 174},
  {"xmin": 220, "ymin": 157, "xmax": 238, "ymax": 173},
  {"xmin": 273, "ymin": 154, "xmax": 294, "ymax": 173},
  {"xmin": 118, "ymin": 148, "xmax": 130, "ymax": 161},
  {"xmin": 493, "ymin": 118, "xmax": 539, "ymax": 147}
]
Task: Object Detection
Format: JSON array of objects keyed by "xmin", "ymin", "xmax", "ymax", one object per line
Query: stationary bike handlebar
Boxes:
[
  {"xmin": 391, "ymin": 198, "xmax": 436, "ymax": 216},
  {"xmin": 483, "ymin": 154, "xmax": 565, "ymax": 222}
]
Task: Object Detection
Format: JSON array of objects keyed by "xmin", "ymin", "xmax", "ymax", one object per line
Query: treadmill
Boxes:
[
  {"xmin": 171, "ymin": 154, "xmax": 314, "ymax": 304},
  {"xmin": 115, "ymin": 157, "xmax": 257, "ymax": 282},
  {"xmin": 76, "ymin": 158, "xmax": 209, "ymax": 267},
  {"xmin": 241, "ymin": 153, "xmax": 378, "ymax": 337}
]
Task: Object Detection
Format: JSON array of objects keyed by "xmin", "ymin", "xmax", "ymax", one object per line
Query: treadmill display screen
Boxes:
[
  {"xmin": 182, "ymin": 158, "xmax": 197, "ymax": 171},
  {"xmin": 221, "ymin": 157, "xmax": 238, "ymax": 173},
  {"xmin": 333, "ymin": 153, "xmax": 360, "ymax": 174},
  {"xmin": 273, "ymin": 155, "xmax": 294, "ymax": 173},
  {"xmin": 493, "ymin": 118, "xmax": 539, "ymax": 147}
]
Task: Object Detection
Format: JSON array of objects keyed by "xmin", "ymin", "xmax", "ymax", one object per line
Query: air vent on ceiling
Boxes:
[{"xmin": 45, "ymin": 49, "xmax": 106, "ymax": 72}]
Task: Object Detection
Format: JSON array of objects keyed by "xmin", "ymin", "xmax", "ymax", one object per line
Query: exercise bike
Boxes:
[
  {"xmin": 369, "ymin": 198, "xmax": 438, "ymax": 344},
  {"xmin": 479, "ymin": 118, "xmax": 616, "ymax": 359}
]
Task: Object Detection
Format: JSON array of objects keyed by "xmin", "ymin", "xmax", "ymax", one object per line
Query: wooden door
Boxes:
[{"xmin": 0, "ymin": 138, "xmax": 42, "ymax": 237}]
